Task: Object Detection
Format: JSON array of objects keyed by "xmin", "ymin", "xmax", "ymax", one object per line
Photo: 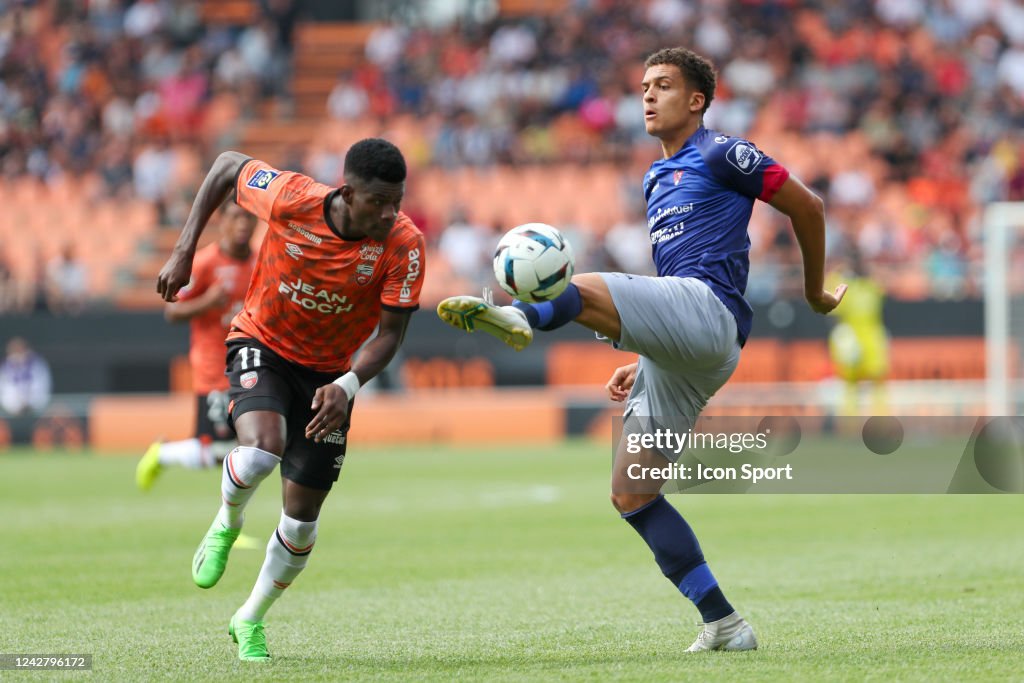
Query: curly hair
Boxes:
[
  {"xmin": 344, "ymin": 137, "xmax": 407, "ymax": 184},
  {"xmin": 644, "ymin": 48, "xmax": 717, "ymax": 114}
]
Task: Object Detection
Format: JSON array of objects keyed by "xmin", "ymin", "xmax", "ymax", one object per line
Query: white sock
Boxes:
[
  {"xmin": 215, "ymin": 446, "xmax": 280, "ymax": 530},
  {"xmin": 157, "ymin": 438, "xmax": 206, "ymax": 469},
  {"xmin": 236, "ymin": 512, "xmax": 317, "ymax": 622}
]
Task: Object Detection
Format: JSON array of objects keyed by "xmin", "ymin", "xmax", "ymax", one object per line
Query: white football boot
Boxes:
[
  {"xmin": 686, "ymin": 612, "xmax": 758, "ymax": 652},
  {"xmin": 436, "ymin": 287, "xmax": 534, "ymax": 351}
]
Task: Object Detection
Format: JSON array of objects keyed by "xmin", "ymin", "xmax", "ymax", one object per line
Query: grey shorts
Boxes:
[{"xmin": 600, "ymin": 273, "xmax": 740, "ymax": 427}]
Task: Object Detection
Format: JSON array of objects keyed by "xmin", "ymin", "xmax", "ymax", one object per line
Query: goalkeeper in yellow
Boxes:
[{"xmin": 828, "ymin": 250, "xmax": 889, "ymax": 415}]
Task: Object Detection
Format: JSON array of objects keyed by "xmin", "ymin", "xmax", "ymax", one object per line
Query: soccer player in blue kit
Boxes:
[{"xmin": 438, "ymin": 47, "xmax": 847, "ymax": 651}]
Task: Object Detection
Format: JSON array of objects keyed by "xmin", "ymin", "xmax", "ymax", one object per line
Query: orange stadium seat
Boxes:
[
  {"xmin": 546, "ymin": 342, "xmax": 636, "ymax": 386},
  {"xmin": 729, "ymin": 339, "xmax": 785, "ymax": 383},
  {"xmin": 199, "ymin": 0, "xmax": 257, "ymax": 25},
  {"xmin": 888, "ymin": 337, "xmax": 995, "ymax": 380},
  {"xmin": 498, "ymin": 0, "xmax": 570, "ymax": 15},
  {"xmin": 783, "ymin": 340, "xmax": 832, "ymax": 381}
]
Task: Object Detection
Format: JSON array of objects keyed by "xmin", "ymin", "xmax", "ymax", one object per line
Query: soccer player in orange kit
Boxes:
[{"xmin": 157, "ymin": 138, "xmax": 425, "ymax": 661}]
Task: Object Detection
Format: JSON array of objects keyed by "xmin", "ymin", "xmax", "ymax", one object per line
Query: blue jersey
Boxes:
[{"xmin": 643, "ymin": 126, "xmax": 789, "ymax": 345}]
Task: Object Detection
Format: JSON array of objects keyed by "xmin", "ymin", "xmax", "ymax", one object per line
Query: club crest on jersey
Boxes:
[
  {"xmin": 285, "ymin": 243, "xmax": 303, "ymax": 260},
  {"xmin": 673, "ymin": 170, "xmax": 684, "ymax": 185},
  {"xmin": 355, "ymin": 263, "xmax": 375, "ymax": 285},
  {"xmin": 726, "ymin": 141, "xmax": 762, "ymax": 175},
  {"xmin": 240, "ymin": 371, "xmax": 258, "ymax": 389},
  {"xmin": 246, "ymin": 169, "xmax": 279, "ymax": 190}
]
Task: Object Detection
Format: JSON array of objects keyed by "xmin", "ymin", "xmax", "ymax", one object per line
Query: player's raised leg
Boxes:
[
  {"xmin": 136, "ymin": 438, "xmax": 234, "ymax": 491},
  {"xmin": 436, "ymin": 272, "xmax": 620, "ymax": 349},
  {"xmin": 137, "ymin": 393, "xmax": 241, "ymax": 491},
  {"xmin": 193, "ymin": 411, "xmax": 282, "ymax": 589}
]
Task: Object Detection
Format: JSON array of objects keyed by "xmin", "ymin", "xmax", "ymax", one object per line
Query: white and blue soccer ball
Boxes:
[{"xmin": 493, "ymin": 223, "xmax": 575, "ymax": 303}]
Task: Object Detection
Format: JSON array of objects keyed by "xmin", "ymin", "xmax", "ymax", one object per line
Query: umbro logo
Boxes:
[{"xmin": 285, "ymin": 243, "xmax": 303, "ymax": 260}]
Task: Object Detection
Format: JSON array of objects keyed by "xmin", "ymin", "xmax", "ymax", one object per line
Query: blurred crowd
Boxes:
[
  {"xmin": 331, "ymin": 0, "xmax": 1024, "ymax": 302},
  {"xmin": 2, "ymin": 0, "xmax": 1024, "ymax": 313},
  {"xmin": 0, "ymin": 0, "xmax": 297, "ymax": 313},
  {"xmin": 0, "ymin": 0, "xmax": 297, "ymax": 191}
]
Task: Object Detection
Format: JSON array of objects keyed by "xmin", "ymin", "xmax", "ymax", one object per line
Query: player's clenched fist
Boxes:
[
  {"xmin": 606, "ymin": 362, "xmax": 638, "ymax": 403},
  {"xmin": 306, "ymin": 384, "xmax": 350, "ymax": 443},
  {"xmin": 157, "ymin": 248, "xmax": 195, "ymax": 302}
]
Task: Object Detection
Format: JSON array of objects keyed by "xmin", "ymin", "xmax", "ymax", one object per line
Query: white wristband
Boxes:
[{"xmin": 332, "ymin": 371, "xmax": 361, "ymax": 400}]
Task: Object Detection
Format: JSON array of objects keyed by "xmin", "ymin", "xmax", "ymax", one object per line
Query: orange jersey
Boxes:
[
  {"xmin": 178, "ymin": 242, "xmax": 257, "ymax": 394},
  {"xmin": 230, "ymin": 159, "xmax": 425, "ymax": 373}
]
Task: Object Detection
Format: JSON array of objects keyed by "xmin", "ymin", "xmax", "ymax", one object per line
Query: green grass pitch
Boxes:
[{"xmin": 1, "ymin": 441, "xmax": 1022, "ymax": 681}]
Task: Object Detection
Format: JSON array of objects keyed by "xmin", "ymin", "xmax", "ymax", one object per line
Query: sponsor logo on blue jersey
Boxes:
[
  {"xmin": 647, "ymin": 202, "xmax": 694, "ymax": 231},
  {"xmin": 726, "ymin": 142, "xmax": 762, "ymax": 175}
]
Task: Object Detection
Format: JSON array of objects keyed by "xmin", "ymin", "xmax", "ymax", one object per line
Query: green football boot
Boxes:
[
  {"xmin": 192, "ymin": 521, "xmax": 241, "ymax": 589},
  {"xmin": 437, "ymin": 287, "xmax": 533, "ymax": 351},
  {"xmin": 135, "ymin": 442, "xmax": 162, "ymax": 491},
  {"xmin": 229, "ymin": 613, "xmax": 270, "ymax": 661}
]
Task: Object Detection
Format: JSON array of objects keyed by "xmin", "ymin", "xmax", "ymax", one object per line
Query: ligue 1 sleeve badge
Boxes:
[{"xmin": 240, "ymin": 371, "xmax": 259, "ymax": 389}]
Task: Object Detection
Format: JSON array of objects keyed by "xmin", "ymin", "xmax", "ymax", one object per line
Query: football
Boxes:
[{"xmin": 492, "ymin": 223, "xmax": 575, "ymax": 303}]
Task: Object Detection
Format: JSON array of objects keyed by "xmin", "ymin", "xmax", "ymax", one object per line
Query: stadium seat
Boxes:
[
  {"xmin": 200, "ymin": 0, "xmax": 258, "ymax": 25},
  {"xmin": 888, "ymin": 337, "xmax": 995, "ymax": 380}
]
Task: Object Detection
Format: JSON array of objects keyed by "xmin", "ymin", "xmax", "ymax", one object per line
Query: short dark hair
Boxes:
[
  {"xmin": 344, "ymin": 138, "xmax": 407, "ymax": 184},
  {"xmin": 644, "ymin": 48, "xmax": 717, "ymax": 114}
]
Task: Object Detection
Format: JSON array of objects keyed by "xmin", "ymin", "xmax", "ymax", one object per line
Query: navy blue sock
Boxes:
[
  {"xmin": 622, "ymin": 495, "xmax": 734, "ymax": 623},
  {"xmin": 511, "ymin": 283, "xmax": 582, "ymax": 331}
]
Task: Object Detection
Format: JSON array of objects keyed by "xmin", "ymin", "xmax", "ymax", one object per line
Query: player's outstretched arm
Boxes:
[
  {"xmin": 157, "ymin": 151, "xmax": 249, "ymax": 302},
  {"xmin": 305, "ymin": 309, "xmax": 414, "ymax": 443},
  {"xmin": 768, "ymin": 175, "xmax": 847, "ymax": 315}
]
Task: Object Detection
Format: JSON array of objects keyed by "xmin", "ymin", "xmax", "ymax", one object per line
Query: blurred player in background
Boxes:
[
  {"xmin": 157, "ymin": 138, "xmax": 425, "ymax": 662},
  {"xmin": 439, "ymin": 47, "xmax": 845, "ymax": 651},
  {"xmin": 827, "ymin": 249, "xmax": 889, "ymax": 415},
  {"xmin": 0, "ymin": 337, "xmax": 52, "ymax": 416},
  {"xmin": 136, "ymin": 202, "xmax": 258, "ymax": 491}
]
